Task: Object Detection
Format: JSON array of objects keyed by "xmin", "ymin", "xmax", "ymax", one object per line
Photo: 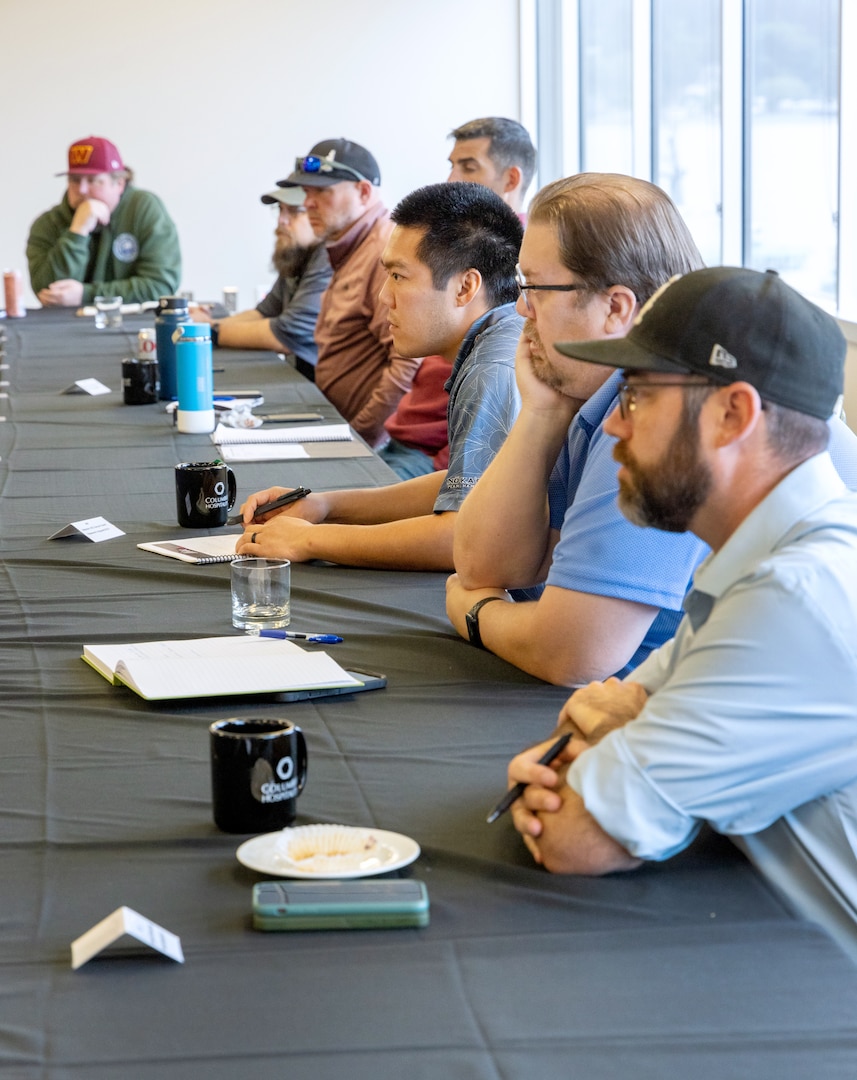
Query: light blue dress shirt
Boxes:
[{"xmin": 568, "ymin": 452, "xmax": 857, "ymax": 959}]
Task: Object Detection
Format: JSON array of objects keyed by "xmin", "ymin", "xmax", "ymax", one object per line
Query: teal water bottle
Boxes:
[
  {"xmin": 155, "ymin": 295, "xmax": 190, "ymax": 400},
  {"xmin": 174, "ymin": 323, "xmax": 215, "ymax": 433}
]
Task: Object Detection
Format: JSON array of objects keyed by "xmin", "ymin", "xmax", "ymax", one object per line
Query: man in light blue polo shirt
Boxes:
[
  {"xmin": 507, "ymin": 267, "xmax": 857, "ymax": 962},
  {"xmin": 447, "ymin": 173, "xmax": 857, "ymax": 683},
  {"xmin": 447, "ymin": 174, "xmax": 707, "ymax": 679}
]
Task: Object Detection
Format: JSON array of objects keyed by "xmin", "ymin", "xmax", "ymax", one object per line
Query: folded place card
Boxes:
[
  {"xmin": 62, "ymin": 378, "xmax": 112, "ymax": 395},
  {"xmin": 71, "ymin": 906, "xmax": 184, "ymax": 969},
  {"xmin": 48, "ymin": 516, "xmax": 125, "ymax": 542}
]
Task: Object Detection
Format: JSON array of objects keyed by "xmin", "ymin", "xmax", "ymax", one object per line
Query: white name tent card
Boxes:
[
  {"xmin": 71, "ymin": 906, "xmax": 184, "ymax": 969},
  {"xmin": 61, "ymin": 378, "xmax": 112, "ymax": 395},
  {"xmin": 48, "ymin": 516, "xmax": 125, "ymax": 542}
]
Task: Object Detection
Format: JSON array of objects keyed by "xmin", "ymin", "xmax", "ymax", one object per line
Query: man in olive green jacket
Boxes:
[{"xmin": 27, "ymin": 135, "xmax": 181, "ymax": 307}]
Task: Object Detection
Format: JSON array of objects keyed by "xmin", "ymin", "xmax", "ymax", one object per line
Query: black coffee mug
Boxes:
[
  {"xmin": 122, "ymin": 357, "xmax": 160, "ymax": 404},
  {"xmin": 209, "ymin": 718, "xmax": 308, "ymax": 833},
  {"xmin": 175, "ymin": 460, "xmax": 236, "ymax": 528}
]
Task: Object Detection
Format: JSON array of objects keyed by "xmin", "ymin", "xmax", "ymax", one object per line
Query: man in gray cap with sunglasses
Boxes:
[
  {"xmin": 505, "ymin": 266, "xmax": 857, "ymax": 963},
  {"xmin": 276, "ymin": 138, "xmax": 420, "ymax": 446},
  {"xmin": 193, "ymin": 186, "xmax": 331, "ymax": 377}
]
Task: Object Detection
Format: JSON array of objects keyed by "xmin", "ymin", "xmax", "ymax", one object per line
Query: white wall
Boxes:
[{"xmin": 0, "ymin": 0, "xmax": 521, "ymax": 310}]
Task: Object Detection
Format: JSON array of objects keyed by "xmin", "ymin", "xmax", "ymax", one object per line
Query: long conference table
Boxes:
[{"xmin": 2, "ymin": 308, "xmax": 857, "ymax": 1079}]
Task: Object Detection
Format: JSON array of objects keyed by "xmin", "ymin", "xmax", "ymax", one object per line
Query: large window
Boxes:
[{"xmin": 534, "ymin": 0, "xmax": 853, "ymax": 318}]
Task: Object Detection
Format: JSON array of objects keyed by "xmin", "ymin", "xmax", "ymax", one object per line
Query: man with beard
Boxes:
[
  {"xmin": 193, "ymin": 187, "xmax": 331, "ymax": 379},
  {"xmin": 446, "ymin": 174, "xmax": 857, "ymax": 683},
  {"xmin": 275, "ymin": 138, "xmax": 420, "ymax": 447},
  {"xmin": 504, "ymin": 267, "xmax": 857, "ymax": 962}
]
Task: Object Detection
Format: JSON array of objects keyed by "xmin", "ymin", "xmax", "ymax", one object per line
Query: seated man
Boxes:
[
  {"xmin": 27, "ymin": 135, "xmax": 180, "ymax": 307},
  {"xmin": 447, "ymin": 174, "xmax": 857, "ymax": 685},
  {"xmin": 447, "ymin": 116, "xmax": 537, "ymax": 219},
  {"xmin": 446, "ymin": 175, "xmax": 706, "ymax": 682},
  {"xmin": 507, "ymin": 267, "xmax": 857, "ymax": 962},
  {"xmin": 193, "ymin": 187, "xmax": 331, "ymax": 380},
  {"xmin": 275, "ymin": 138, "xmax": 419, "ymax": 447},
  {"xmin": 379, "ymin": 117, "xmax": 538, "ymax": 481},
  {"xmin": 235, "ymin": 182, "xmax": 523, "ymax": 571}
]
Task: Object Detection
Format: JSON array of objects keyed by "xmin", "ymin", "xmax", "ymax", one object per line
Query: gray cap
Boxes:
[{"xmin": 260, "ymin": 186, "xmax": 306, "ymax": 207}]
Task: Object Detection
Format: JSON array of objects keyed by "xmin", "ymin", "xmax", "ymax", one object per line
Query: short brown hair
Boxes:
[{"xmin": 529, "ymin": 173, "xmax": 704, "ymax": 304}]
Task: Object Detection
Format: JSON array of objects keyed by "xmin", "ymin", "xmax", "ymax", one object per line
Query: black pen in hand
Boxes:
[
  {"xmin": 227, "ymin": 486, "xmax": 311, "ymax": 526},
  {"xmin": 486, "ymin": 732, "xmax": 573, "ymax": 824}
]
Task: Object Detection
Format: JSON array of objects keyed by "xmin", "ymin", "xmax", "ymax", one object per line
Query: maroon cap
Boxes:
[{"xmin": 56, "ymin": 136, "xmax": 126, "ymax": 176}]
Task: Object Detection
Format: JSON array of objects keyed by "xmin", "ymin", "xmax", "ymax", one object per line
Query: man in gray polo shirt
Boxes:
[{"xmin": 194, "ymin": 186, "xmax": 331, "ymax": 380}]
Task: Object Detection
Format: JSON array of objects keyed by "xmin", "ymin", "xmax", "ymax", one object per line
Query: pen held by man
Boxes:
[{"xmin": 228, "ymin": 485, "xmax": 312, "ymax": 526}]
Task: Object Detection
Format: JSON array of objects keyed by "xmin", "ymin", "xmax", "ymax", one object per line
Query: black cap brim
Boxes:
[
  {"xmin": 276, "ymin": 172, "xmax": 345, "ymax": 189},
  {"xmin": 554, "ymin": 335, "xmax": 693, "ymax": 374}
]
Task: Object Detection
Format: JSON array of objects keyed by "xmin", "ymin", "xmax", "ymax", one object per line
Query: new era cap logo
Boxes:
[{"xmin": 709, "ymin": 344, "xmax": 737, "ymax": 369}]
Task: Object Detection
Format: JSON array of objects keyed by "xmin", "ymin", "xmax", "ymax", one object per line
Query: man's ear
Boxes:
[
  {"xmin": 456, "ymin": 268, "xmax": 483, "ymax": 307},
  {"xmin": 356, "ymin": 179, "xmax": 374, "ymax": 204},
  {"xmin": 603, "ymin": 286, "xmax": 638, "ymax": 336},
  {"xmin": 709, "ymin": 382, "xmax": 765, "ymax": 449},
  {"xmin": 502, "ymin": 164, "xmax": 523, "ymax": 196}
]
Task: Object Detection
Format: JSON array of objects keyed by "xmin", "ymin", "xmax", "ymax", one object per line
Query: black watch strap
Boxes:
[
  {"xmin": 210, "ymin": 322, "xmax": 220, "ymax": 347},
  {"xmin": 465, "ymin": 596, "xmax": 505, "ymax": 649}
]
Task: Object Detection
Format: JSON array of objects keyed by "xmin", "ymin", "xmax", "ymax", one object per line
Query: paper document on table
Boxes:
[
  {"xmin": 211, "ymin": 422, "xmax": 353, "ymax": 444},
  {"xmin": 218, "ymin": 444, "xmax": 308, "ymax": 461},
  {"xmin": 81, "ymin": 635, "xmax": 362, "ymax": 701}
]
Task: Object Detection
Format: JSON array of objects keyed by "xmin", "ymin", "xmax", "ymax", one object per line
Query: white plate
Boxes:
[{"xmin": 236, "ymin": 824, "xmax": 421, "ymax": 879}]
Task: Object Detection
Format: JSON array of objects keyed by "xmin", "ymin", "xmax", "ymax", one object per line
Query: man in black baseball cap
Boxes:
[
  {"xmin": 276, "ymin": 138, "xmax": 419, "ymax": 444},
  {"xmin": 278, "ymin": 138, "xmax": 382, "ymax": 189},
  {"xmin": 558, "ymin": 266, "xmax": 845, "ymax": 421},
  {"xmin": 505, "ymin": 266, "xmax": 857, "ymax": 963}
]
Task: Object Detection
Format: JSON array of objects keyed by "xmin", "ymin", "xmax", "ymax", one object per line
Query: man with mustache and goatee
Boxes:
[
  {"xmin": 446, "ymin": 174, "xmax": 857, "ymax": 684},
  {"xmin": 194, "ymin": 186, "xmax": 331, "ymax": 379}
]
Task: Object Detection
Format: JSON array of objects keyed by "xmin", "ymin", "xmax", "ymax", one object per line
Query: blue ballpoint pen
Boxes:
[{"xmin": 248, "ymin": 629, "xmax": 343, "ymax": 644}]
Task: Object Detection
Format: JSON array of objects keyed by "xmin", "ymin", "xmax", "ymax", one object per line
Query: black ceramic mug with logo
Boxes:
[
  {"xmin": 209, "ymin": 718, "xmax": 308, "ymax": 833},
  {"xmin": 175, "ymin": 460, "xmax": 236, "ymax": 528},
  {"xmin": 122, "ymin": 357, "xmax": 160, "ymax": 404}
]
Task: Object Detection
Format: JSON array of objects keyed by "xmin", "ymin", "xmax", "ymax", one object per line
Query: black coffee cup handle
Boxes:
[
  {"xmin": 295, "ymin": 728, "xmax": 308, "ymax": 794},
  {"xmin": 227, "ymin": 467, "xmax": 237, "ymax": 510}
]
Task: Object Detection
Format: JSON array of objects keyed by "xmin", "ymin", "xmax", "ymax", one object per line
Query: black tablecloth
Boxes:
[{"xmin": 2, "ymin": 310, "xmax": 856, "ymax": 1079}]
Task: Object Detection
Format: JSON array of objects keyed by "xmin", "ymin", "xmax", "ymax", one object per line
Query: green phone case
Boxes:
[{"xmin": 252, "ymin": 879, "xmax": 429, "ymax": 931}]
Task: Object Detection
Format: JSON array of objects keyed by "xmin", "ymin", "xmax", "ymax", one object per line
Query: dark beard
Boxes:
[
  {"xmin": 272, "ymin": 240, "xmax": 318, "ymax": 279},
  {"xmin": 614, "ymin": 398, "xmax": 712, "ymax": 533}
]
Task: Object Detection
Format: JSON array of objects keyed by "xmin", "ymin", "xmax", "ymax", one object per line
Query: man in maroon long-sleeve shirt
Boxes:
[{"xmin": 276, "ymin": 138, "xmax": 420, "ymax": 448}]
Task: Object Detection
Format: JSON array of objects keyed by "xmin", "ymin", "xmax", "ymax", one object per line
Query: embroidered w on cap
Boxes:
[{"xmin": 709, "ymin": 344, "xmax": 737, "ymax": 369}]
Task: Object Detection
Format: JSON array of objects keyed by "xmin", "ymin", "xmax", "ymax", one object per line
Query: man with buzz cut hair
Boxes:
[
  {"xmin": 506, "ymin": 266, "xmax": 857, "ymax": 963},
  {"xmin": 28, "ymin": 135, "xmax": 181, "ymax": 307},
  {"xmin": 274, "ymin": 138, "xmax": 420, "ymax": 447},
  {"xmin": 191, "ymin": 185, "xmax": 331, "ymax": 379},
  {"xmin": 448, "ymin": 117, "xmax": 537, "ymax": 217},
  {"xmin": 235, "ymin": 181, "xmax": 524, "ymax": 571},
  {"xmin": 447, "ymin": 173, "xmax": 857, "ymax": 684}
]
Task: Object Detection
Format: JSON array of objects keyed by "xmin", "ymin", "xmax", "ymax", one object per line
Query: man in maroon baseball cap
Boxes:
[{"xmin": 26, "ymin": 135, "xmax": 181, "ymax": 307}]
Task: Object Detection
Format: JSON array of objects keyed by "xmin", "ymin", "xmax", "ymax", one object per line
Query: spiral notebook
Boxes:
[{"xmin": 138, "ymin": 533, "xmax": 241, "ymax": 564}]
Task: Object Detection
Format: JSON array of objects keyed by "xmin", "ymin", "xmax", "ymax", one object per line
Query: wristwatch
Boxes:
[
  {"xmin": 465, "ymin": 596, "xmax": 506, "ymax": 649},
  {"xmin": 210, "ymin": 322, "xmax": 220, "ymax": 348}
]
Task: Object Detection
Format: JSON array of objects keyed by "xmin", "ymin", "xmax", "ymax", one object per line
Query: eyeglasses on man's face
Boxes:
[
  {"xmin": 616, "ymin": 378, "xmax": 716, "ymax": 420},
  {"xmin": 515, "ymin": 263, "xmax": 588, "ymax": 313}
]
